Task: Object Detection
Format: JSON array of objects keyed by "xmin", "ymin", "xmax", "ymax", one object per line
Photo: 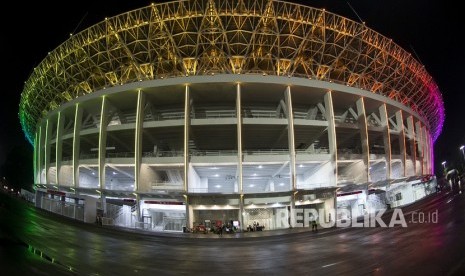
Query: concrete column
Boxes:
[
  {"xmin": 101, "ymin": 194, "xmax": 107, "ymax": 216},
  {"xmin": 428, "ymin": 133, "xmax": 433, "ymax": 174},
  {"xmin": 184, "ymin": 86, "xmax": 190, "ymax": 192},
  {"xmin": 135, "ymin": 194, "xmax": 141, "ymax": 223},
  {"xmin": 184, "ymin": 195, "xmax": 190, "ymax": 230},
  {"xmin": 395, "ymin": 110, "xmax": 406, "ymax": 177},
  {"xmin": 44, "ymin": 119, "xmax": 53, "ymax": 184},
  {"xmin": 379, "ymin": 104, "xmax": 392, "ymax": 180},
  {"xmin": 39, "ymin": 124, "xmax": 47, "ymax": 184},
  {"xmin": 98, "ymin": 96, "xmax": 109, "ymax": 189},
  {"xmin": 333, "ymin": 191, "xmax": 338, "ymax": 221},
  {"xmin": 406, "ymin": 116, "xmax": 416, "ymax": 176},
  {"xmin": 422, "ymin": 127, "xmax": 428, "ymax": 174},
  {"xmin": 235, "ymin": 82, "xmax": 243, "ymax": 230},
  {"xmin": 135, "ymin": 90, "xmax": 145, "ymax": 192},
  {"xmin": 421, "ymin": 125, "xmax": 428, "ymax": 174},
  {"xmin": 72, "ymin": 104, "xmax": 83, "ymax": 188},
  {"xmin": 56, "ymin": 112, "xmax": 65, "ymax": 186},
  {"xmin": 415, "ymin": 121, "xmax": 424, "ymax": 175},
  {"xmin": 424, "ymin": 130, "xmax": 429, "ymax": 174},
  {"xmin": 424, "ymin": 130, "xmax": 430, "ymax": 174},
  {"xmin": 289, "ymin": 192, "xmax": 296, "ymax": 228},
  {"xmin": 188, "ymin": 202, "xmax": 194, "ymax": 229},
  {"xmin": 324, "ymin": 91, "xmax": 337, "ymax": 186},
  {"xmin": 239, "ymin": 195, "xmax": 244, "ymax": 231},
  {"xmin": 236, "ymin": 84, "xmax": 243, "ymax": 194},
  {"xmin": 284, "ymin": 86, "xmax": 297, "ymax": 190},
  {"xmin": 34, "ymin": 131, "xmax": 38, "ymax": 184},
  {"xmin": 356, "ymin": 97, "xmax": 369, "ymax": 182},
  {"xmin": 38, "ymin": 124, "xmax": 46, "ymax": 183}
]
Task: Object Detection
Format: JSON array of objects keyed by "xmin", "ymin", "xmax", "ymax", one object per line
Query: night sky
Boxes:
[{"xmin": 0, "ymin": 0, "xmax": 463, "ymax": 178}]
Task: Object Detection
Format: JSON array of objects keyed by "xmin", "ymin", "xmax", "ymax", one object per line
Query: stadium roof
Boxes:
[{"xmin": 19, "ymin": 0, "xmax": 444, "ymax": 144}]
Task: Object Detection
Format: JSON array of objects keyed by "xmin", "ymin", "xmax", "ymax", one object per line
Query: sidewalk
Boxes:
[{"xmin": 102, "ymin": 223, "xmax": 340, "ymax": 239}]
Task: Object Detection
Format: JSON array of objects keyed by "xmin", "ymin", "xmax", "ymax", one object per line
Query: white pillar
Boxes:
[
  {"xmin": 239, "ymin": 194, "xmax": 244, "ymax": 231},
  {"xmin": 424, "ymin": 130, "xmax": 430, "ymax": 174},
  {"xmin": 379, "ymin": 104, "xmax": 391, "ymax": 180},
  {"xmin": 184, "ymin": 86, "xmax": 190, "ymax": 192},
  {"xmin": 56, "ymin": 112, "xmax": 65, "ymax": 186},
  {"xmin": 285, "ymin": 86, "xmax": 297, "ymax": 228},
  {"xmin": 184, "ymin": 195, "xmax": 190, "ymax": 230},
  {"xmin": 428, "ymin": 132, "xmax": 433, "ymax": 174},
  {"xmin": 395, "ymin": 110, "xmax": 406, "ymax": 177},
  {"xmin": 415, "ymin": 121, "xmax": 424, "ymax": 175},
  {"xmin": 406, "ymin": 116, "xmax": 416, "ymax": 176},
  {"xmin": 236, "ymin": 84, "xmax": 243, "ymax": 193},
  {"xmin": 324, "ymin": 91, "xmax": 337, "ymax": 186},
  {"xmin": 290, "ymin": 192, "xmax": 296, "ymax": 228},
  {"xmin": 33, "ymin": 131, "xmax": 39, "ymax": 184},
  {"xmin": 134, "ymin": 90, "xmax": 145, "ymax": 222},
  {"xmin": 98, "ymin": 96, "xmax": 109, "ymax": 189},
  {"xmin": 356, "ymin": 97, "xmax": 370, "ymax": 182},
  {"xmin": 422, "ymin": 126, "xmax": 428, "ymax": 174},
  {"xmin": 284, "ymin": 86, "xmax": 296, "ymax": 190},
  {"xmin": 44, "ymin": 119, "xmax": 52, "ymax": 184},
  {"xmin": 135, "ymin": 89, "xmax": 145, "ymax": 193},
  {"xmin": 72, "ymin": 104, "xmax": 83, "ymax": 188},
  {"xmin": 236, "ymin": 84, "xmax": 244, "ymax": 229},
  {"xmin": 39, "ymin": 125, "xmax": 45, "ymax": 183}
]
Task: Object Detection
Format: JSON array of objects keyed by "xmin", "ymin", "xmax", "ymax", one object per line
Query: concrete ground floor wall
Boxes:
[
  {"xmin": 336, "ymin": 176, "xmax": 438, "ymax": 220},
  {"xmin": 33, "ymin": 176, "xmax": 436, "ymax": 233}
]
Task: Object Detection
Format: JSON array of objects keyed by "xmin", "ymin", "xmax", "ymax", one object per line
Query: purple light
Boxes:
[{"xmin": 428, "ymin": 84, "xmax": 445, "ymax": 142}]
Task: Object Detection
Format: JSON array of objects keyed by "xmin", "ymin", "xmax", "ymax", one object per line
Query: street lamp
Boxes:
[
  {"xmin": 442, "ymin": 161, "xmax": 447, "ymax": 169},
  {"xmin": 460, "ymin": 145, "xmax": 464, "ymax": 159}
]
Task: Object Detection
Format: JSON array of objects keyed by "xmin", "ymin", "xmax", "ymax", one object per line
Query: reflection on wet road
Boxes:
[{"xmin": 1, "ymin": 190, "xmax": 464, "ymax": 275}]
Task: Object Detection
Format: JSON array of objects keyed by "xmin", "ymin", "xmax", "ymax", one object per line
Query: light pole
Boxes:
[
  {"xmin": 442, "ymin": 161, "xmax": 447, "ymax": 177},
  {"xmin": 460, "ymin": 146, "xmax": 465, "ymax": 175}
]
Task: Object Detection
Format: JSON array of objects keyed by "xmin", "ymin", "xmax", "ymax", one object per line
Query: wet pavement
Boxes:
[{"xmin": 1, "ymin": 189, "xmax": 465, "ymax": 275}]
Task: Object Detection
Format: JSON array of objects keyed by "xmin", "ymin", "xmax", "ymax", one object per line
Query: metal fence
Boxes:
[{"xmin": 41, "ymin": 197, "xmax": 84, "ymax": 221}]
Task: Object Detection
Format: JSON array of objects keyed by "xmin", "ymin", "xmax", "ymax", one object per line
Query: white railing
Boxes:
[
  {"xmin": 293, "ymin": 111, "xmax": 326, "ymax": 121},
  {"xmin": 151, "ymin": 182, "xmax": 183, "ymax": 190},
  {"xmin": 296, "ymin": 182, "xmax": 330, "ymax": 189},
  {"xmin": 243, "ymin": 149, "xmax": 289, "ymax": 155},
  {"xmin": 243, "ymin": 110, "xmax": 285, "ymax": 118},
  {"xmin": 143, "ymin": 150, "xmax": 183, "ymax": 157},
  {"xmin": 193, "ymin": 110, "xmax": 236, "ymax": 119},
  {"xmin": 107, "ymin": 152, "xmax": 135, "ymax": 158},
  {"xmin": 296, "ymin": 148, "xmax": 330, "ymax": 154},
  {"xmin": 190, "ymin": 150, "xmax": 237, "ymax": 156}
]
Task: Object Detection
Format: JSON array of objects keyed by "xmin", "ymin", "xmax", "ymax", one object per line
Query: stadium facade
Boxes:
[{"xmin": 20, "ymin": 0, "xmax": 444, "ymax": 232}]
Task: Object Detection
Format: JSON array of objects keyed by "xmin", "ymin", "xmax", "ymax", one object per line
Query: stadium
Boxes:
[{"xmin": 20, "ymin": 0, "xmax": 444, "ymax": 232}]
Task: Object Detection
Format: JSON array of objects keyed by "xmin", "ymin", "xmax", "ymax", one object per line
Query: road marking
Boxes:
[{"xmin": 322, "ymin": 262, "xmax": 341, "ymax": 268}]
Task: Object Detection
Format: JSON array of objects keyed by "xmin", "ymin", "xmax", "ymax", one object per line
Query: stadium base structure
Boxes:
[{"xmin": 21, "ymin": 0, "xmax": 443, "ymax": 232}]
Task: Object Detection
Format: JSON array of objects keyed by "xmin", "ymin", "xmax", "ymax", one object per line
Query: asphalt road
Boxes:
[{"xmin": 1, "ymin": 188, "xmax": 464, "ymax": 275}]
